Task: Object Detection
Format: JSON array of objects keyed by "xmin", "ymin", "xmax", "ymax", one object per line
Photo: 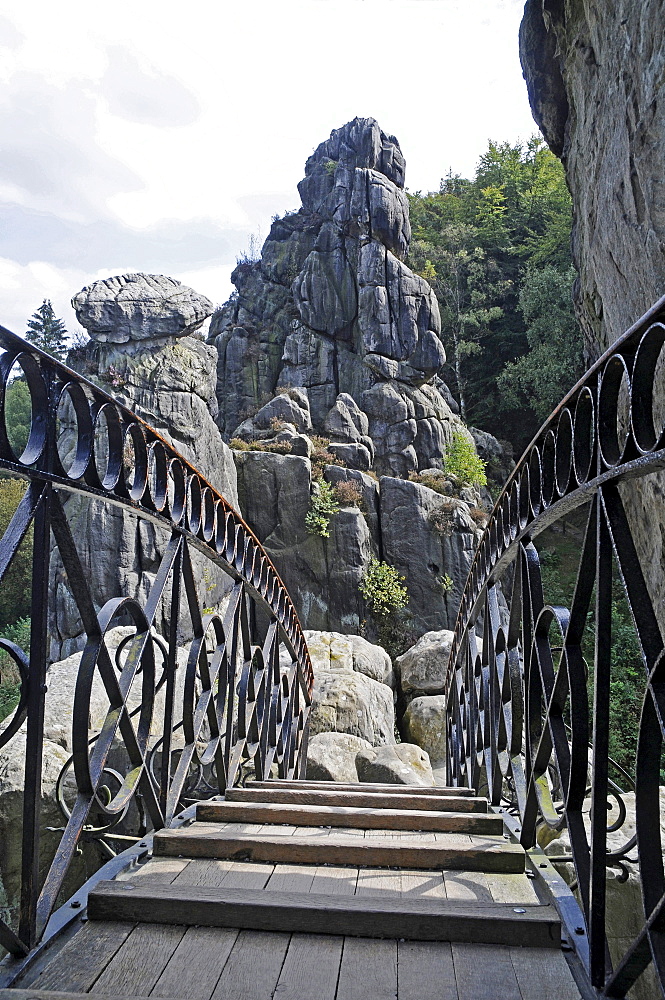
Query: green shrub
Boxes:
[
  {"xmin": 0, "ymin": 478, "xmax": 32, "ymax": 627},
  {"xmin": 305, "ymin": 480, "xmax": 340, "ymax": 538},
  {"xmin": 359, "ymin": 557, "xmax": 409, "ymax": 618},
  {"xmin": 445, "ymin": 432, "xmax": 487, "ymax": 486},
  {"xmin": 0, "ymin": 616, "xmax": 30, "ymax": 722}
]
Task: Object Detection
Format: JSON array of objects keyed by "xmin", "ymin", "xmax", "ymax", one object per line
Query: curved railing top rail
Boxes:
[
  {"xmin": 446, "ymin": 291, "xmax": 665, "ymax": 688},
  {"xmin": 0, "ymin": 323, "xmax": 313, "ymax": 694}
]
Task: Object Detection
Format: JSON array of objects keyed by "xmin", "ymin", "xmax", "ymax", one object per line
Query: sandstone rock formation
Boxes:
[
  {"xmin": 520, "ymin": 2, "xmax": 665, "ymax": 360},
  {"xmin": 211, "ymin": 117, "xmax": 463, "ymax": 478},
  {"xmin": 305, "ymin": 731, "xmax": 372, "ymax": 782},
  {"xmin": 355, "ymin": 743, "xmax": 435, "ymax": 786},
  {"xmin": 520, "ymin": 3, "xmax": 665, "ymax": 629},
  {"xmin": 73, "ymin": 274, "xmax": 213, "ymax": 344},
  {"xmin": 49, "ymin": 274, "xmax": 238, "ymax": 661},
  {"xmin": 401, "ymin": 694, "xmax": 448, "ymax": 763}
]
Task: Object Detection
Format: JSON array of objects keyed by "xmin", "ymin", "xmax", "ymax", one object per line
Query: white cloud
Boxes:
[{"xmin": 0, "ymin": 0, "xmax": 539, "ymax": 334}]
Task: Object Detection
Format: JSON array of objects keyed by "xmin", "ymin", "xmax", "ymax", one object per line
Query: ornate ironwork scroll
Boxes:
[
  {"xmin": 0, "ymin": 325, "xmax": 312, "ymax": 956},
  {"xmin": 445, "ymin": 295, "xmax": 665, "ymax": 997}
]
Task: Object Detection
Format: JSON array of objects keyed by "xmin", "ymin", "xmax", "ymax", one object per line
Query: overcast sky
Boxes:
[{"xmin": 0, "ymin": 0, "xmax": 538, "ymax": 338}]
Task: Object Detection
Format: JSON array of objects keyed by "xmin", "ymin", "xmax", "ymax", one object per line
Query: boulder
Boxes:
[
  {"xmin": 73, "ymin": 273, "xmax": 212, "ymax": 344},
  {"xmin": 305, "ymin": 732, "xmax": 372, "ymax": 782},
  {"xmin": 233, "ymin": 388, "xmax": 313, "ymax": 440},
  {"xmin": 309, "ymin": 668, "xmax": 395, "ymax": 746},
  {"xmin": 401, "ymin": 694, "xmax": 448, "ymax": 763},
  {"xmin": 395, "ymin": 630, "xmax": 454, "ymax": 698},
  {"xmin": 355, "ymin": 743, "xmax": 434, "ymax": 786},
  {"xmin": 304, "ymin": 630, "xmax": 393, "ymax": 688}
]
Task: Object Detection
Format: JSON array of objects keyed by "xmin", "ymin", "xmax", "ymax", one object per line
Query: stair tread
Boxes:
[
  {"xmin": 153, "ymin": 823, "xmax": 525, "ymax": 873},
  {"xmin": 226, "ymin": 787, "xmax": 488, "ymax": 812},
  {"xmin": 251, "ymin": 780, "xmax": 475, "ymax": 796},
  {"xmin": 197, "ymin": 800, "xmax": 502, "ymax": 834},
  {"xmin": 87, "ymin": 880, "xmax": 560, "ymax": 948}
]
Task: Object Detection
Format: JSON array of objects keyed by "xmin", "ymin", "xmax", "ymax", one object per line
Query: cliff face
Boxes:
[
  {"xmin": 520, "ymin": 0, "xmax": 665, "ymax": 359},
  {"xmin": 212, "ymin": 117, "xmax": 460, "ymax": 478}
]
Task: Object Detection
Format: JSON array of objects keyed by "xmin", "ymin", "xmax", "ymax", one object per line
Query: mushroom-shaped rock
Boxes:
[{"xmin": 72, "ymin": 273, "xmax": 213, "ymax": 344}]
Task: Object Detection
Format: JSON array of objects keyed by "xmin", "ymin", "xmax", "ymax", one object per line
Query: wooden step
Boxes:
[
  {"xmin": 225, "ymin": 786, "xmax": 487, "ymax": 813},
  {"xmin": 0, "ymin": 993, "xmax": 155, "ymax": 1000},
  {"xmin": 153, "ymin": 824, "xmax": 525, "ymax": 873},
  {"xmin": 251, "ymin": 779, "xmax": 476, "ymax": 796},
  {"xmin": 88, "ymin": 880, "xmax": 560, "ymax": 948},
  {"xmin": 197, "ymin": 800, "xmax": 503, "ymax": 835}
]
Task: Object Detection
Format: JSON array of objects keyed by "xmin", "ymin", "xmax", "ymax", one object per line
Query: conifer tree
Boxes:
[{"xmin": 25, "ymin": 299, "xmax": 68, "ymax": 360}]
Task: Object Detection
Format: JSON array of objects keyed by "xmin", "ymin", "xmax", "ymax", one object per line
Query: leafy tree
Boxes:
[
  {"xmin": 496, "ymin": 266, "xmax": 584, "ymax": 422},
  {"xmin": 4, "ymin": 379, "xmax": 32, "ymax": 456},
  {"xmin": 407, "ymin": 137, "xmax": 577, "ymax": 450},
  {"xmin": 25, "ymin": 299, "xmax": 68, "ymax": 360}
]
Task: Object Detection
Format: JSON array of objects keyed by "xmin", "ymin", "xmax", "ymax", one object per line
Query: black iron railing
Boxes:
[
  {"xmin": 446, "ymin": 295, "xmax": 665, "ymax": 997},
  {"xmin": 0, "ymin": 326, "xmax": 312, "ymax": 957}
]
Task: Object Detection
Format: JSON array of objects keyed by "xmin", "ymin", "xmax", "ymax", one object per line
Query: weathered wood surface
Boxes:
[
  {"xmin": 225, "ymin": 787, "xmax": 487, "ymax": 813},
  {"xmin": 197, "ymin": 800, "xmax": 503, "ymax": 834},
  {"xmin": 153, "ymin": 825, "xmax": 525, "ymax": 873},
  {"xmin": 250, "ymin": 780, "xmax": 475, "ymax": 796},
  {"xmin": 88, "ymin": 880, "xmax": 561, "ymax": 948}
]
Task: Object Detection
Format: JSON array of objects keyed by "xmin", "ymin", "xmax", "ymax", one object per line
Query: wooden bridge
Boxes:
[
  {"xmin": 2, "ymin": 299, "xmax": 665, "ymax": 999},
  {"xmin": 2, "ymin": 779, "xmax": 578, "ymax": 1000}
]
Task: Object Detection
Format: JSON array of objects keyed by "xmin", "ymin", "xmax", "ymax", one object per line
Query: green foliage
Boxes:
[
  {"xmin": 4, "ymin": 378, "xmax": 32, "ymax": 455},
  {"xmin": 606, "ymin": 600, "xmax": 643, "ymax": 776},
  {"xmin": 0, "ymin": 617, "xmax": 30, "ymax": 723},
  {"xmin": 359, "ymin": 557, "xmax": 409, "ymax": 618},
  {"xmin": 445, "ymin": 432, "xmax": 487, "ymax": 486},
  {"xmin": 305, "ymin": 479, "xmax": 340, "ymax": 538},
  {"xmin": 407, "ymin": 137, "xmax": 577, "ymax": 451},
  {"xmin": 25, "ymin": 299, "xmax": 68, "ymax": 360},
  {"xmin": 0, "ymin": 478, "xmax": 32, "ymax": 628},
  {"xmin": 497, "ymin": 266, "xmax": 584, "ymax": 422},
  {"xmin": 323, "ymin": 159, "xmax": 337, "ymax": 175}
]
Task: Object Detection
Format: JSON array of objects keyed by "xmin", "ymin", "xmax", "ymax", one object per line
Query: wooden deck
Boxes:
[{"xmin": 4, "ymin": 781, "xmax": 582, "ymax": 1000}]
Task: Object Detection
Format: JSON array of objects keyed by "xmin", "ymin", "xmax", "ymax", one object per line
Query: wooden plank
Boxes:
[
  {"xmin": 209, "ymin": 930, "xmax": 290, "ymax": 1000},
  {"xmin": 92, "ymin": 923, "xmax": 185, "ymax": 995},
  {"xmin": 399, "ymin": 870, "xmax": 447, "ymax": 899},
  {"xmin": 225, "ymin": 787, "xmax": 487, "ymax": 813},
  {"xmin": 251, "ymin": 779, "xmax": 475, "ymax": 796},
  {"xmin": 355, "ymin": 867, "xmax": 402, "ymax": 896},
  {"xmin": 444, "ymin": 871, "xmax": 492, "ymax": 902},
  {"xmin": 272, "ymin": 933, "xmax": 343, "ymax": 1000},
  {"xmin": 198, "ymin": 801, "xmax": 503, "ymax": 834},
  {"xmin": 88, "ymin": 880, "xmax": 561, "ymax": 947},
  {"xmin": 116, "ymin": 857, "xmax": 190, "ymax": 885},
  {"xmin": 172, "ymin": 858, "xmax": 236, "ymax": 887},
  {"xmin": 509, "ymin": 946, "xmax": 581, "ymax": 999},
  {"xmin": 309, "ymin": 865, "xmax": 358, "ymax": 895},
  {"xmin": 153, "ymin": 826, "xmax": 526, "ymax": 872},
  {"xmin": 150, "ymin": 926, "xmax": 238, "ymax": 999},
  {"xmin": 486, "ymin": 872, "xmax": 540, "ymax": 904},
  {"xmin": 452, "ymin": 942, "xmax": 522, "ymax": 1000},
  {"xmin": 0, "ymin": 992, "xmax": 156, "ymax": 1000},
  {"xmin": 397, "ymin": 941, "xmax": 457, "ymax": 1000},
  {"xmin": 25, "ymin": 922, "xmax": 135, "ymax": 992},
  {"xmin": 336, "ymin": 937, "xmax": 397, "ymax": 1000},
  {"xmin": 217, "ymin": 861, "xmax": 274, "ymax": 890},
  {"xmin": 264, "ymin": 864, "xmax": 317, "ymax": 893}
]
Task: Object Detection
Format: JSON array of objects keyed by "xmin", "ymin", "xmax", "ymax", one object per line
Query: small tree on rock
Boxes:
[{"xmin": 25, "ymin": 299, "xmax": 68, "ymax": 360}]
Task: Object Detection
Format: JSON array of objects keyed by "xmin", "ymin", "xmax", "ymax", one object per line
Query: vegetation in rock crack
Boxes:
[
  {"xmin": 230, "ymin": 438, "xmax": 293, "ymax": 455},
  {"xmin": 305, "ymin": 479, "xmax": 340, "ymax": 538},
  {"xmin": 407, "ymin": 137, "xmax": 576, "ymax": 451},
  {"xmin": 444, "ymin": 432, "xmax": 487, "ymax": 486},
  {"xmin": 359, "ymin": 557, "xmax": 409, "ymax": 617},
  {"xmin": 332, "ymin": 480, "xmax": 364, "ymax": 508},
  {"xmin": 25, "ymin": 299, "xmax": 68, "ymax": 361},
  {"xmin": 428, "ymin": 499, "xmax": 458, "ymax": 536},
  {"xmin": 309, "ymin": 435, "xmax": 346, "ymax": 479}
]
